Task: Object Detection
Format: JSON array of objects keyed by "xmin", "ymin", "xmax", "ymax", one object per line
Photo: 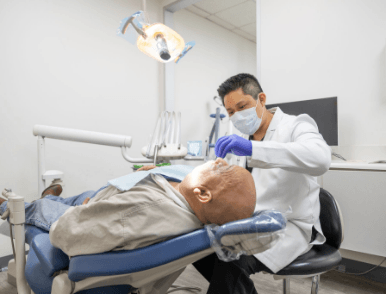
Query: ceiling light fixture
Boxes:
[{"xmin": 117, "ymin": 10, "xmax": 195, "ymax": 64}]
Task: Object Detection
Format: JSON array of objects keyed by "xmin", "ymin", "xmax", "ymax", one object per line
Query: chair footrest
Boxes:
[{"xmin": 31, "ymin": 233, "xmax": 69, "ymax": 276}]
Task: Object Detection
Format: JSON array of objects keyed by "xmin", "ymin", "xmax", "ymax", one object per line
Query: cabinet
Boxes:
[{"xmin": 322, "ymin": 166, "xmax": 386, "ymax": 257}]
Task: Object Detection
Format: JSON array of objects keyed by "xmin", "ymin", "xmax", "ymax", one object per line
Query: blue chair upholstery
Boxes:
[
  {"xmin": 25, "ymin": 225, "xmax": 58, "ymax": 294},
  {"xmin": 31, "ymin": 234, "xmax": 69, "ymax": 277},
  {"xmin": 69, "ymin": 229, "xmax": 210, "ymax": 282},
  {"xmin": 25, "ymin": 224, "xmax": 47, "ymax": 245}
]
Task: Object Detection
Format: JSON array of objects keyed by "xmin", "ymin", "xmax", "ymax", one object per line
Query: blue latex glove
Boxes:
[{"xmin": 215, "ymin": 134, "xmax": 252, "ymax": 158}]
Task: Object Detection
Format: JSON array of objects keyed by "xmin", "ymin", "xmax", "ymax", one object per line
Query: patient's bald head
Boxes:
[{"xmin": 179, "ymin": 158, "xmax": 256, "ymax": 225}]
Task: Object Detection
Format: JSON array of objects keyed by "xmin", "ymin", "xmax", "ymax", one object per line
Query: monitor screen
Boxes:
[{"xmin": 266, "ymin": 97, "xmax": 338, "ymax": 146}]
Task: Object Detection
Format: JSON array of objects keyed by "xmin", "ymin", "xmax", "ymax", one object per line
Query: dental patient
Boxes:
[{"xmin": 0, "ymin": 158, "xmax": 256, "ymax": 257}]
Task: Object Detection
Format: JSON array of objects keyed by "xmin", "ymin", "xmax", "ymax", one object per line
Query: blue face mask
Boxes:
[{"xmin": 230, "ymin": 101, "xmax": 265, "ymax": 135}]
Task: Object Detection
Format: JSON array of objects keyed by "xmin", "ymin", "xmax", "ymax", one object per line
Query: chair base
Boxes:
[
  {"xmin": 283, "ymin": 275, "xmax": 320, "ymax": 294},
  {"xmin": 280, "ymin": 274, "xmax": 321, "ymax": 294},
  {"xmin": 7, "ymin": 259, "xmax": 16, "ymax": 287},
  {"xmin": 311, "ymin": 275, "xmax": 320, "ymax": 294},
  {"xmin": 271, "ymin": 271, "xmax": 327, "ymax": 280},
  {"xmin": 7, "ymin": 258, "xmax": 37, "ymax": 294}
]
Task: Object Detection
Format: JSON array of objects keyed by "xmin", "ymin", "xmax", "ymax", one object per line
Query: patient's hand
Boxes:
[{"xmin": 137, "ymin": 165, "xmax": 157, "ymax": 172}]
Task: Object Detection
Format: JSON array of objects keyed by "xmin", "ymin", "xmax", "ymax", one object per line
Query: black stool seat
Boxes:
[
  {"xmin": 258, "ymin": 188, "xmax": 344, "ymax": 293},
  {"xmin": 268, "ymin": 244, "xmax": 341, "ymax": 276}
]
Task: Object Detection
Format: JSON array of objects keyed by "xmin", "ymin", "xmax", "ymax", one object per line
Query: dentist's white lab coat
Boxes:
[{"xmin": 238, "ymin": 107, "xmax": 331, "ymax": 273}]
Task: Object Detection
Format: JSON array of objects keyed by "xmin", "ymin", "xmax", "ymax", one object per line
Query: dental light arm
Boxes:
[
  {"xmin": 33, "ymin": 125, "xmax": 153, "ymax": 195},
  {"xmin": 33, "ymin": 113, "xmax": 191, "ymax": 194},
  {"xmin": 33, "ymin": 125, "xmax": 133, "ymax": 148},
  {"xmin": 121, "ymin": 11, "xmax": 147, "ymax": 40},
  {"xmin": 121, "ymin": 147, "xmax": 153, "ymax": 164}
]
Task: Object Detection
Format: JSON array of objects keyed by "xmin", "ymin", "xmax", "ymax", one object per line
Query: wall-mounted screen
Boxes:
[{"xmin": 266, "ymin": 97, "xmax": 338, "ymax": 146}]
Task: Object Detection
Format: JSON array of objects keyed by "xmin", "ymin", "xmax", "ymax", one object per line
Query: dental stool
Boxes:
[
  {"xmin": 11, "ymin": 210, "xmax": 286, "ymax": 294},
  {"xmin": 262, "ymin": 188, "xmax": 344, "ymax": 294}
]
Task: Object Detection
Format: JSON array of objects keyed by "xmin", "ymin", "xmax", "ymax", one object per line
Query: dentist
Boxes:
[{"xmin": 193, "ymin": 73, "xmax": 332, "ymax": 294}]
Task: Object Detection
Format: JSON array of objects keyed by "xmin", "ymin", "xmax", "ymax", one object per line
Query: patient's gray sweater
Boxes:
[{"xmin": 49, "ymin": 174, "xmax": 203, "ymax": 257}]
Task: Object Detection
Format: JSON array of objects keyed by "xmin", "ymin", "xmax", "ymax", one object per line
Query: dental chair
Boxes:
[
  {"xmin": 2, "ymin": 116, "xmax": 287, "ymax": 294},
  {"xmin": 4, "ymin": 187, "xmax": 342, "ymax": 294},
  {"xmin": 3, "ymin": 114, "xmax": 343, "ymax": 294},
  {"xmin": 4, "ymin": 209, "xmax": 286, "ymax": 294}
]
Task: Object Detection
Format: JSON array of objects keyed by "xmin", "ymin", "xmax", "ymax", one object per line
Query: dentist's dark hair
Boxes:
[{"xmin": 217, "ymin": 73, "xmax": 263, "ymax": 106}]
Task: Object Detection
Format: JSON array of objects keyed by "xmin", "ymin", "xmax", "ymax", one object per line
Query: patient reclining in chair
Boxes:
[{"xmin": 0, "ymin": 158, "xmax": 256, "ymax": 257}]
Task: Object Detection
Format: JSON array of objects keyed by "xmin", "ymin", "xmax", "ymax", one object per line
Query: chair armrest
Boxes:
[{"xmin": 31, "ymin": 233, "xmax": 70, "ymax": 276}]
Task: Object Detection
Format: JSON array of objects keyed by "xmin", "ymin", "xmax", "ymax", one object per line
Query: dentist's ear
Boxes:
[
  {"xmin": 258, "ymin": 93, "xmax": 267, "ymax": 106},
  {"xmin": 193, "ymin": 187, "xmax": 212, "ymax": 203}
]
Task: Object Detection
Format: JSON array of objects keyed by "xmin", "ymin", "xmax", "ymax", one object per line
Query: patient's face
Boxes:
[{"xmin": 188, "ymin": 158, "xmax": 232, "ymax": 184}]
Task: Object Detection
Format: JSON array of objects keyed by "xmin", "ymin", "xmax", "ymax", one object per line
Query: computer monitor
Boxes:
[{"xmin": 266, "ymin": 97, "xmax": 338, "ymax": 146}]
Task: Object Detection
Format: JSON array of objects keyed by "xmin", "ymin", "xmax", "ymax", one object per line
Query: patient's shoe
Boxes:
[
  {"xmin": 41, "ymin": 185, "xmax": 62, "ymax": 198},
  {"xmin": 41, "ymin": 179, "xmax": 63, "ymax": 198},
  {"xmin": 0, "ymin": 197, "xmax": 6, "ymax": 205}
]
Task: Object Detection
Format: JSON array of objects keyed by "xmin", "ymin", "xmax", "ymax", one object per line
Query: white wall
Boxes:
[
  {"xmin": 0, "ymin": 1, "xmax": 256, "ymax": 257},
  {"xmin": 260, "ymin": 0, "xmax": 386, "ymax": 161},
  {"xmin": 0, "ymin": 0, "xmax": 163, "ymax": 198},
  {"xmin": 173, "ymin": 9, "xmax": 257, "ymax": 154}
]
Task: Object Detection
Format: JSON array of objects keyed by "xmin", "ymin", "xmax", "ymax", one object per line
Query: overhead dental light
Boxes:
[{"xmin": 117, "ymin": 10, "xmax": 195, "ymax": 63}]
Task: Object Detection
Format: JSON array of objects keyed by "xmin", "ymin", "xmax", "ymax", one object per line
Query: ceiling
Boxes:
[{"xmin": 185, "ymin": 0, "xmax": 256, "ymax": 43}]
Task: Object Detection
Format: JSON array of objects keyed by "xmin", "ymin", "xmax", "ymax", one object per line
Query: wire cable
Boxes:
[
  {"xmin": 332, "ymin": 152, "xmax": 347, "ymax": 161},
  {"xmin": 1, "ymin": 194, "xmax": 18, "ymax": 262},
  {"xmin": 9, "ymin": 222, "xmax": 17, "ymax": 262},
  {"xmin": 213, "ymin": 96, "xmax": 222, "ymax": 106},
  {"xmin": 333, "ymin": 257, "xmax": 386, "ymax": 276}
]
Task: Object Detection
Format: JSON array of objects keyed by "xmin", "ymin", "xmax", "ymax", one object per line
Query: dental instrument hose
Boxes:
[
  {"xmin": 2, "ymin": 212, "xmax": 18, "ymax": 263},
  {"xmin": 1, "ymin": 215, "xmax": 18, "ymax": 263},
  {"xmin": 0, "ymin": 210, "xmax": 17, "ymax": 271},
  {"xmin": 9, "ymin": 222, "xmax": 17, "ymax": 262}
]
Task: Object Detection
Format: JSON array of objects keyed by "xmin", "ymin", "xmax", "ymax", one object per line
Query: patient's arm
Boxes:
[{"xmin": 49, "ymin": 189, "xmax": 202, "ymax": 257}]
